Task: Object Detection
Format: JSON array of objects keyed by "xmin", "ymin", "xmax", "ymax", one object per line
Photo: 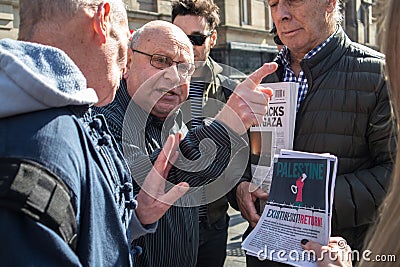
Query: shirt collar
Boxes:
[
  {"xmin": 119, "ymin": 84, "xmax": 181, "ymax": 132},
  {"xmin": 116, "ymin": 78, "xmax": 132, "ymax": 113},
  {"xmin": 276, "ymin": 29, "xmax": 337, "ymax": 68}
]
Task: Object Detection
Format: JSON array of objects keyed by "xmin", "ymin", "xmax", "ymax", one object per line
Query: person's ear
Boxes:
[
  {"xmin": 327, "ymin": 0, "xmax": 336, "ymax": 13},
  {"xmin": 210, "ymin": 30, "xmax": 217, "ymax": 48},
  {"xmin": 93, "ymin": 2, "xmax": 111, "ymax": 44},
  {"xmin": 124, "ymin": 48, "xmax": 134, "ymax": 79}
]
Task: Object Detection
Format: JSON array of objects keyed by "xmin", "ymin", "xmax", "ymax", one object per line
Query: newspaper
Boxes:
[
  {"xmin": 250, "ymin": 82, "xmax": 298, "ymax": 195},
  {"xmin": 242, "ymin": 150, "xmax": 338, "ymax": 267}
]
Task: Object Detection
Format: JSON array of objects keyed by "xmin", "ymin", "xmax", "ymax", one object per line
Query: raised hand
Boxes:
[
  {"xmin": 135, "ymin": 132, "xmax": 189, "ymax": 225},
  {"xmin": 216, "ymin": 63, "xmax": 278, "ymax": 135}
]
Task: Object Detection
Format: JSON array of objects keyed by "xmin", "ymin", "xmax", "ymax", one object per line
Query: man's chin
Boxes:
[
  {"xmin": 194, "ymin": 60, "xmax": 207, "ymax": 67},
  {"xmin": 151, "ymin": 104, "xmax": 179, "ymax": 120},
  {"xmin": 94, "ymin": 92, "xmax": 115, "ymax": 107}
]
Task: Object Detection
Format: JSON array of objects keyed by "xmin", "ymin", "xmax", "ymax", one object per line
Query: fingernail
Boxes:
[
  {"xmin": 178, "ymin": 182, "xmax": 189, "ymax": 192},
  {"xmin": 301, "ymin": 239, "xmax": 309, "ymax": 245},
  {"xmin": 264, "ymin": 63, "xmax": 273, "ymax": 69}
]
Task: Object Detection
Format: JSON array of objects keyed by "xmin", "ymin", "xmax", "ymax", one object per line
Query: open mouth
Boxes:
[{"xmin": 157, "ymin": 88, "xmax": 177, "ymax": 97}]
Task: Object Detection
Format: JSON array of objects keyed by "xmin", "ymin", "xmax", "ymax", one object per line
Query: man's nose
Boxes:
[
  {"xmin": 163, "ymin": 65, "xmax": 182, "ymax": 85},
  {"xmin": 275, "ymin": 1, "xmax": 292, "ymax": 22}
]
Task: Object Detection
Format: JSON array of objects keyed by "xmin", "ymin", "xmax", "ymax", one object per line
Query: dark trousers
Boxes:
[
  {"xmin": 243, "ymin": 226, "xmax": 290, "ymax": 267},
  {"xmin": 246, "ymin": 254, "xmax": 290, "ymax": 267},
  {"xmin": 196, "ymin": 215, "xmax": 230, "ymax": 267}
]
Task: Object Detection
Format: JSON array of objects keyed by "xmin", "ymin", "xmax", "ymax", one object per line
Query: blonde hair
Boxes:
[{"xmin": 361, "ymin": 0, "xmax": 400, "ymax": 265}]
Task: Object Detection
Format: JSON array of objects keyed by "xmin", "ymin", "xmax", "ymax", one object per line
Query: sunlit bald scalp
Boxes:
[{"xmin": 130, "ymin": 20, "xmax": 193, "ymax": 61}]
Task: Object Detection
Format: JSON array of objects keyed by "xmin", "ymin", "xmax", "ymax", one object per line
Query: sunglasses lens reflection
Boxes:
[{"xmin": 188, "ymin": 35, "xmax": 207, "ymax": 46}]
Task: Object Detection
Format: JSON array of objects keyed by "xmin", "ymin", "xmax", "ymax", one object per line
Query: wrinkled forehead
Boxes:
[
  {"xmin": 174, "ymin": 39, "xmax": 194, "ymax": 62},
  {"xmin": 140, "ymin": 28, "xmax": 194, "ymax": 62}
]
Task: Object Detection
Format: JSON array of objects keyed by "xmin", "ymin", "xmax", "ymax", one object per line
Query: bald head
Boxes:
[
  {"xmin": 125, "ymin": 20, "xmax": 194, "ymax": 120},
  {"xmin": 130, "ymin": 20, "xmax": 193, "ymax": 59}
]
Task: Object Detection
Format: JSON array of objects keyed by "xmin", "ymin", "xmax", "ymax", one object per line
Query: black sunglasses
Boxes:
[{"xmin": 187, "ymin": 31, "xmax": 213, "ymax": 46}]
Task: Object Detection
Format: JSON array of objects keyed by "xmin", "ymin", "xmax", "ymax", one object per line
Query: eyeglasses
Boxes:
[
  {"xmin": 131, "ymin": 49, "xmax": 195, "ymax": 79},
  {"xmin": 187, "ymin": 31, "xmax": 213, "ymax": 46}
]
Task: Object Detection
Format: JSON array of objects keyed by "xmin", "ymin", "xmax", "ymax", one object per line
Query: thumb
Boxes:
[
  {"xmin": 252, "ymin": 188, "xmax": 269, "ymax": 200},
  {"xmin": 246, "ymin": 62, "xmax": 278, "ymax": 88},
  {"xmin": 249, "ymin": 181, "xmax": 268, "ymax": 199},
  {"xmin": 159, "ymin": 182, "xmax": 189, "ymax": 205}
]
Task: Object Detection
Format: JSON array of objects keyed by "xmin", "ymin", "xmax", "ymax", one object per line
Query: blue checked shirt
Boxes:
[{"xmin": 276, "ymin": 32, "xmax": 335, "ymax": 111}]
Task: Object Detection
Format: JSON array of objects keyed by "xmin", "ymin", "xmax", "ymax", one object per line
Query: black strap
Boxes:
[{"xmin": 0, "ymin": 158, "xmax": 77, "ymax": 251}]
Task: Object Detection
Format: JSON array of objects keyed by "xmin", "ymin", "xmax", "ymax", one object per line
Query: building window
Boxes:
[
  {"xmin": 241, "ymin": 0, "xmax": 252, "ymax": 25},
  {"xmin": 0, "ymin": 4, "xmax": 14, "ymax": 30},
  {"xmin": 264, "ymin": 1, "xmax": 273, "ymax": 31},
  {"xmin": 137, "ymin": 0, "xmax": 156, "ymax": 12}
]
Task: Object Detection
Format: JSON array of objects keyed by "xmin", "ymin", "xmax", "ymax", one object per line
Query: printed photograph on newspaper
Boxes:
[{"xmin": 250, "ymin": 82, "xmax": 298, "ymax": 199}]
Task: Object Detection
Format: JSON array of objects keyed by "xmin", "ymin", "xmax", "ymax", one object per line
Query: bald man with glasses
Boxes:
[{"xmin": 95, "ymin": 20, "xmax": 276, "ymax": 267}]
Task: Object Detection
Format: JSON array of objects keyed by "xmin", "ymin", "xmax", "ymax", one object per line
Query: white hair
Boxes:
[{"xmin": 334, "ymin": 0, "xmax": 343, "ymax": 25}]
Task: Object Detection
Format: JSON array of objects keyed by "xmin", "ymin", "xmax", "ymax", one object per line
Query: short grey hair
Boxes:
[
  {"xmin": 19, "ymin": 0, "xmax": 127, "ymax": 40},
  {"xmin": 333, "ymin": 0, "xmax": 343, "ymax": 25},
  {"xmin": 129, "ymin": 26, "xmax": 144, "ymax": 49}
]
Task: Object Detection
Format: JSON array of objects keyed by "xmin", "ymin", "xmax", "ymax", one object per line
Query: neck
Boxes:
[
  {"xmin": 288, "ymin": 25, "xmax": 337, "ymax": 77},
  {"xmin": 192, "ymin": 60, "xmax": 211, "ymax": 79},
  {"xmin": 289, "ymin": 54, "xmax": 303, "ymax": 77}
]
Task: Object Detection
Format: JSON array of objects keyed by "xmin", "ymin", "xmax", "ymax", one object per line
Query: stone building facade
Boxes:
[
  {"xmin": 0, "ymin": 0, "xmax": 380, "ymax": 75},
  {"xmin": 0, "ymin": 0, "xmax": 19, "ymax": 40}
]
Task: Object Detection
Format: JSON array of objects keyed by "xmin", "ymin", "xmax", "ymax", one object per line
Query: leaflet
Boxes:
[{"xmin": 242, "ymin": 150, "xmax": 338, "ymax": 267}]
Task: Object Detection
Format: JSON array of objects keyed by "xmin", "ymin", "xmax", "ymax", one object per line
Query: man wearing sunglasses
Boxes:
[{"xmin": 171, "ymin": 0, "xmax": 240, "ymax": 266}]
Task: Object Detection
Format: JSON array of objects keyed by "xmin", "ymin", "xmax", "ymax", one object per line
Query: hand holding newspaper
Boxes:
[
  {"xmin": 242, "ymin": 150, "xmax": 338, "ymax": 267},
  {"xmin": 249, "ymin": 82, "xmax": 298, "ymax": 211}
]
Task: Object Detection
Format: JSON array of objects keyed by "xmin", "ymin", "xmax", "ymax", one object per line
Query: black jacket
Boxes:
[
  {"xmin": 236, "ymin": 27, "xmax": 397, "ymax": 252},
  {"xmin": 184, "ymin": 57, "xmax": 242, "ymax": 224}
]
